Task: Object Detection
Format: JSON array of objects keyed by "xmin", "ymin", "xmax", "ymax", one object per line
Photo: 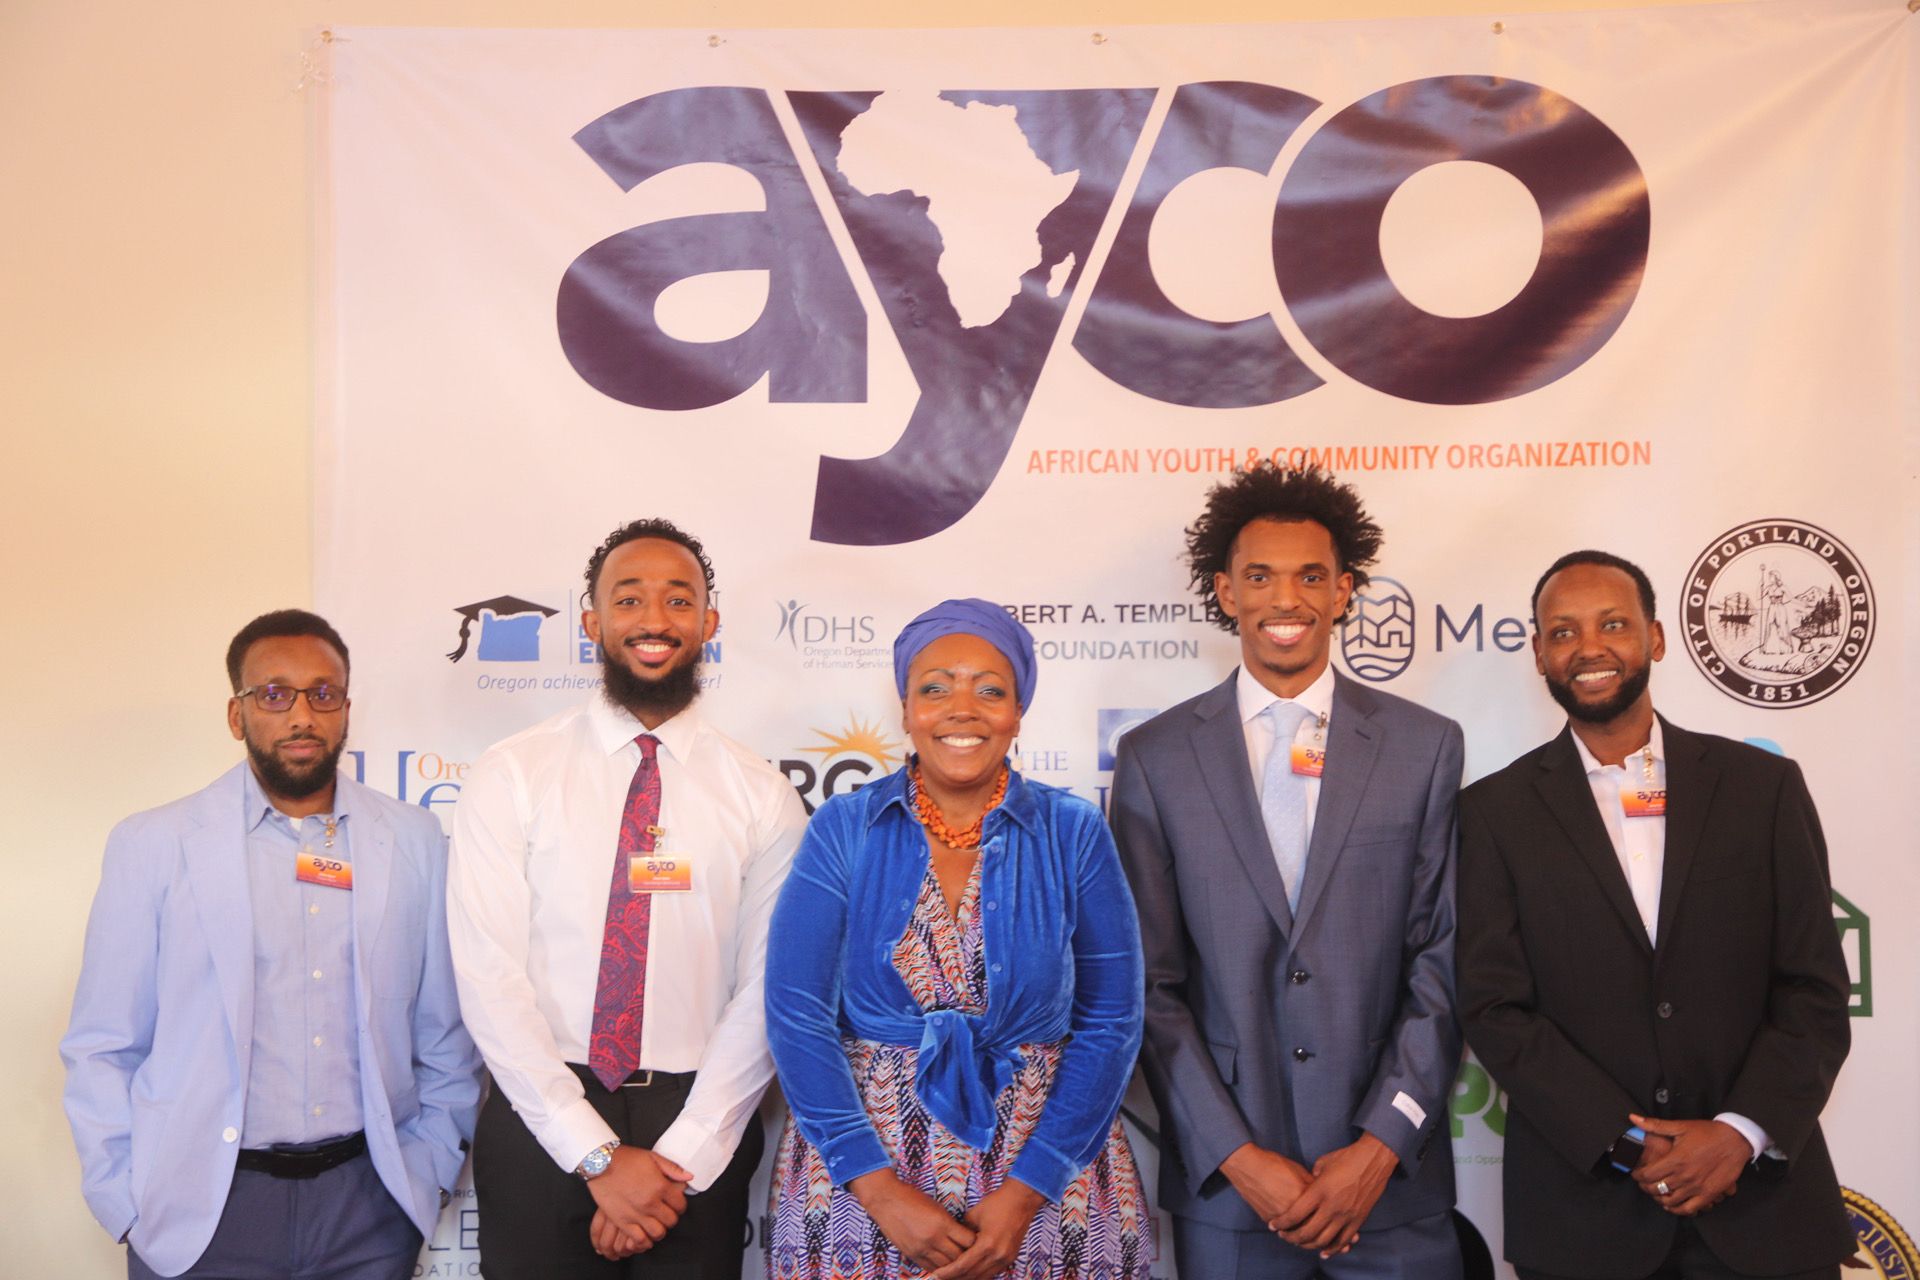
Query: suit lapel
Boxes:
[
  {"xmin": 1533, "ymin": 728, "xmax": 1652, "ymax": 954},
  {"xmin": 1290, "ymin": 672, "xmax": 1382, "ymax": 940},
  {"xmin": 184, "ymin": 768, "xmax": 255, "ymax": 1071},
  {"xmin": 1653, "ymin": 718, "xmax": 1717, "ymax": 955},
  {"xmin": 1190, "ymin": 673, "xmax": 1295, "ymax": 936}
]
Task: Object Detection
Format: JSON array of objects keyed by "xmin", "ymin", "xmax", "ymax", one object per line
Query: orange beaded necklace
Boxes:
[{"xmin": 909, "ymin": 762, "xmax": 1009, "ymax": 850}]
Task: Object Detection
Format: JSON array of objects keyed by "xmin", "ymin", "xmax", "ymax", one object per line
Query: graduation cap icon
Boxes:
[{"xmin": 448, "ymin": 596, "xmax": 560, "ymax": 663}]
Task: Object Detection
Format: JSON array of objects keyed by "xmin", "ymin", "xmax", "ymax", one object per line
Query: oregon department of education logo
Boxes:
[
  {"xmin": 1680, "ymin": 520, "xmax": 1873, "ymax": 708},
  {"xmin": 1340, "ymin": 576, "xmax": 1416, "ymax": 683},
  {"xmin": 1845, "ymin": 1188, "xmax": 1918, "ymax": 1279},
  {"xmin": 446, "ymin": 595, "xmax": 560, "ymax": 662}
]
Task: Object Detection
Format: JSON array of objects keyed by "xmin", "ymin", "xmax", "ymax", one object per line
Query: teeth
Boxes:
[
  {"xmin": 1574, "ymin": 671, "xmax": 1617, "ymax": 684},
  {"xmin": 942, "ymin": 735, "xmax": 985, "ymax": 747},
  {"xmin": 1262, "ymin": 622, "xmax": 1308, "ymax": 641}
]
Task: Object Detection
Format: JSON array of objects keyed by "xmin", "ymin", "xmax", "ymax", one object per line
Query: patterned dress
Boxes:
[{"xmin": 766, "ymin": 858, "xmax": 1152, "ymax": 1280}]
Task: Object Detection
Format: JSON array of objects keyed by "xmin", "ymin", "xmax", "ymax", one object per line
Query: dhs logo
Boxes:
[
  {"xmin": 775, "ymin": 600, "xmax": 877, "ymax": 648},
  {"xmin": 559, "ymin": 77, "xmax": 1649, "ymax": 545},
  {"xmin": 446, "ymin": 595, "xmax": 560, "ymax": 662},
  {"xmin": 1096, "ymin": 708, "xmax": 1159, "ymax": 770},
  {"xmin": 1681, "ymin": 520, "xmax": 1874, "ymax": 708},
  {"xmin": 1339, "ymin": 576, "xmax": 1415, "ymax": 682}
]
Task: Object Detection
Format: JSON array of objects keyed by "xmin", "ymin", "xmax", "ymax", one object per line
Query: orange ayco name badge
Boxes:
[
  {"xmin": 629, "ymin": 853, "xmax": 694, "ymax": 894},
  {"xmin": 1621, "ymin": 787, "xmax": 1668, "ymax": 819},
  {"xmin": 295, "ymin": 851, "xmax": 353, "ymax": 889},
  {"xmin": 1291, "ymin": 741, "xmax": 1326, "ymax": 778}
]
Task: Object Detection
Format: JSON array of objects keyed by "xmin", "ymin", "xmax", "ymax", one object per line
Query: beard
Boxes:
[
  {"xmin": 1545, "ymin": 661, "xmax": 1652, "ymax": 725},
  {"xmin": 245, "ymin": 732, "xmax": 346, "ymax": 801},
  {"xmin": 601, "ymin": 642, "xmax": 702, "ymax": 722}
]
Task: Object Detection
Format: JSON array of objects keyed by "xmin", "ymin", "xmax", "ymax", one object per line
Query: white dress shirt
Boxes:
[
  {"xmin": 1569, "ymin": 718, "xmax": 1773, "ymax": 1162},
  {"xmin": 449, "ymin": 697, "xmax": 806, "ymax": 1187},
  {"xmin": 1237, "ymin": 662, "xmax": 1336, "ymax": 845}
]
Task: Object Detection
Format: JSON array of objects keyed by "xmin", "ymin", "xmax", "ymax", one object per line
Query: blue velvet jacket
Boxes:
[{"xmin": 765, "ymin": 766, "xmax": 1144, "ymax": 1202}]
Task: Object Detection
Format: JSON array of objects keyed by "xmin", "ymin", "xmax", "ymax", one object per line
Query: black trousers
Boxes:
[
  {"xmin": 473, "ymin": 1068, "xmax": 764, "ymax": 1280},
  {"xmin": 1516, "ymin": 1220, "xmax": 1841, "ymax": 1280}
]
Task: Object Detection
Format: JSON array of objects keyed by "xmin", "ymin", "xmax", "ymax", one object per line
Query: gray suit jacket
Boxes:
[{"xmin": 1112, "ymin": 669, "xmax": 1462, "ymax": 1231}]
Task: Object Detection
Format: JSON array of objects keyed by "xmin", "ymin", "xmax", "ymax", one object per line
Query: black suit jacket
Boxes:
[{"xmin": 1458, "ymin": 717, "xmax": 1852, "ymax": 1278}]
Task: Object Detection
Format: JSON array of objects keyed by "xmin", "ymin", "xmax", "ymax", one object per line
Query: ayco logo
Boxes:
[
  {"xmin": 1682, "ymin": 519, "xmax": 1874, "ymax": 708},
  {"xmin": 1450, "ymin": 1056, "xmax": 1506, "ymax": 1142},
  {"xmin": 778, "ymin": 717, "xmax": 904, "ymax": 814},
  {"xmin": 1340, "ymin": 576, "xmax": 1416, "ymax": 682},
  {"xmin": 1834, "ymin": 890, "xmax": 1873, "ymax": 1018},
  {"xmin": 559, "ymin": 78, "xmax": 1650, "ymax": 544}
]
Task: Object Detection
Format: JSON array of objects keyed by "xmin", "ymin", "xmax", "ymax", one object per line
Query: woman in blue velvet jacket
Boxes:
[{"xmin": 763, "ymin": 599, "xmax": 1148, "ymax": 1280}]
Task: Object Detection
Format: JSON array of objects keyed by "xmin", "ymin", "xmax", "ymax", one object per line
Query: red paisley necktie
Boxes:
[{"xmin": 588, "ymin": 733, "xmax": 659, "ymax": 1090}]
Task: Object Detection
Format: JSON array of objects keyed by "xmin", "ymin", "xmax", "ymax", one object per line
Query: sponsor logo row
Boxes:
[{"xmin": 443, "ymin": 517, "xmax": 1873, "ymax": 711}]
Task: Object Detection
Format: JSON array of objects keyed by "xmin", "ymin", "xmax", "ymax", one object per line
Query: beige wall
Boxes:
[{"xmin": 3, "ymin": 0, "xmax": 1739, "ymax": 1273}]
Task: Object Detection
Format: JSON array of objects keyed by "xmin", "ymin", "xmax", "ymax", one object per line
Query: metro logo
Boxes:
[{"xmin": 559, "ymin": 78, "xmax": 1649, "ymax": 545}]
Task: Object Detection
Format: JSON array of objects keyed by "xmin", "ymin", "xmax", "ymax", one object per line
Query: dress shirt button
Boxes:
[
  {"xmin": 1654, "ymin": 1087, "xmax": 1670, "ymax": 1104},
  {"xmin": 1656, "ymin": 1001, "xmax": 1674, "ymax": 1019},
  {"xmin": 313, "ymin": 1105, "xmax": 325, "ymax": 1117},
  {"xmin": 1292, "ymin": 1047, "xmax": 1312, "ymax": 1062},
  {"xmin": 311, "ymin": 969, "xmax": 323, "ymax": 981},
  {"xmin": 990, "ymin": 963, "xmax": 1003, "ymax": 974},
  {"xmin": 986, "ymin": 901, "xmax": 998, "ymax": 911},
  {"xmin": 1289, "ymin": 969, "xmax": 1310, "ymax": 984},
  {"xmin": 312, "ymin": 1036, "xmax": 324, "ymax": 1048},
  {"xmin": 222, "ymin": 1126, "xmax": 238, "ymax": 1143},
  {"xmin": 308, "ymin": 904, "xmax": 320, "ymax": 916}
]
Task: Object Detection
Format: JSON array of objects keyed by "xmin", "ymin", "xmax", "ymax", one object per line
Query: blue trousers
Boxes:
[
  {"xmin": 127, "ymin": 1151, "xmax": 420, "ymax": 1280},
  {"xmin": 1173, "ymin": 1210, "xmax": 1464, "ymax": 1280}
]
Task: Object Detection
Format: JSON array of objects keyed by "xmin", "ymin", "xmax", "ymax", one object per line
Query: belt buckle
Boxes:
[{"xmin": 623, "ymin": 1070, "xmax": 655, "ymax": 1089}]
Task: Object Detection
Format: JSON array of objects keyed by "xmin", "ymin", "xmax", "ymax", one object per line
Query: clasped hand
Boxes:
[
  {"xmin": 850, "ymin": 1169, "xmax": 1047, "ymax": 1279},
  {"xmin": 1222, "ymin": 1134, "xmax": 1399, "ymax": 1259},
  {"xmin": 1628, "ymin": 1115, "xmax": 1750, "ymax": 1217},
  {"xmin": 587, "ymin": 1147, "xmax": 693, "ymax": 1260}
]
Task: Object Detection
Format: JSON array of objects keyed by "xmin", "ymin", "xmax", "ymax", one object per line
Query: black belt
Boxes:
[
  {"xmin": 568, "ymin": 1062, "xmax": 697, "ymax": 1092},
  {"xmin": 236, "ymin": 1131, "xmax": 367, "ymax": 1179}
]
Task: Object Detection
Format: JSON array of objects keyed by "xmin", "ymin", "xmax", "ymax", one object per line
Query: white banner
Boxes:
[{"xmin": 317, "ymin": 4, "xmax": 1919, "ymax": 1276}]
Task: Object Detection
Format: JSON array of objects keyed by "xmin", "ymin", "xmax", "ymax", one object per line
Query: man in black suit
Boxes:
[{"xmin": 1458, "ymin": 549, "xmax": 1853, "ymax": 1280}]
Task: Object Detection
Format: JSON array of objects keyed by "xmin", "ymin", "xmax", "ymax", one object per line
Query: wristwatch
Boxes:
[
  {"xmin": 1606, "ymin": 1125, "xmax": 1647, "ymax": 1174},
  {"xmin": 576, "ymin": 1139, "xmax": 621, "ymax": 1180}
]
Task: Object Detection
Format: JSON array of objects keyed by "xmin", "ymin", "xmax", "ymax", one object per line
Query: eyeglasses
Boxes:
[{"xmin": 235, "ymin": 683, "xmax": 349, "ymax": 713}]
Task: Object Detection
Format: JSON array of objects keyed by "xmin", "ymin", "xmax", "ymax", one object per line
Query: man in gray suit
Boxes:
[{"xmin": 1112, "ymin": 465, "xmax": 1463, "ymax": 1278}]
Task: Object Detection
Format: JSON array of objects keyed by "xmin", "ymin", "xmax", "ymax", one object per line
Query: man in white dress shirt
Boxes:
[{"xmin": 449, "ymin": 518, "xmax": 807, "ymax": 1278}]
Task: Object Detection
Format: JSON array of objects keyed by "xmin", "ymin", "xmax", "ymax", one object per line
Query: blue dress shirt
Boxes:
[
  {"xmin": 241, "ymin": 770, "xmax": 364, "ymax": 1145},
  {"xmin": 765, "ymin": 766, "xmax": 1143, "ymax": 1203}
]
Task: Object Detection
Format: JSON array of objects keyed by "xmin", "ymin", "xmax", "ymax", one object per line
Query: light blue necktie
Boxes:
[{"xmin": 1260, "ymin": 701, "xmax": 1315, "ymax": 910}]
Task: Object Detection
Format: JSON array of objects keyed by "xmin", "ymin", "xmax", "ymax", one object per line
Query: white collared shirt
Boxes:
[
  {"xmin": 448, "ymin": 697, "xmax": 806, "ymax": 1187},
  {"xmin": 1571, "ymin": 718, "xmax": 1667, "ymax": 945},
  {"xmin": 1237, "ymin": 662, "xmax": 1336, "ymax": 840},
  {"xmin": 1568, "ymin": 717, "xmax": 1773, "ymax": 1162}
]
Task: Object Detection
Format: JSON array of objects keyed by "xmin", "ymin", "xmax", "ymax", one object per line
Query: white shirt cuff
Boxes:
[
  {"xmin": 542, "ymin": 1096, "xmax": 621, "ymax": 1174},
  {"xmin": 1713, "ymin": 1111, "xmax": 1772, "ymax": 1162},
  {"xmin": 652, "ymin": 1114, "xmax": 728, "ymax": 1193}
]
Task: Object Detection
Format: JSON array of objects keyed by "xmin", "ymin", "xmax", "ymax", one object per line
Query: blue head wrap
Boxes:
[{"xmin": 892, "ymin": 598, "xmax": 1038, "ymax": 712}]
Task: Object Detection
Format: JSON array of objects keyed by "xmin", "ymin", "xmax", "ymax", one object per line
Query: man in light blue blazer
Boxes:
[
  {"xmin": 62, "ymin": 610, "xmax": 483, "ymax": 1279},
  {"xmin": 1112, "ymin": 466, "xmax": 1464, "ymax": 1279}
]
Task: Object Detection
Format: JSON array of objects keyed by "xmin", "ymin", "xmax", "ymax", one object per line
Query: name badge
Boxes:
[
  {"xmin": 1290, "ymin": 741, "xmax": 1326, "ymax": 778},
  {"xmin": 1621, "ymin": 786, "xmax": 1668, "ymax": 819},
  {"xmin": 629, "ymin": 852, "xmax": 694, "ymax": 894},
  {"xmin": 296, "ymin": 850, "xmax": 354, "ymax": 889}
]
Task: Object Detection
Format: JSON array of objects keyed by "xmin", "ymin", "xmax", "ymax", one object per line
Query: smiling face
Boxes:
[
  {"xmin": 582, "ymin": 537, "xmax": 718, "ymax": 727},
  {"xmin": 1533, "ymin": 562, "xmax": 1665, "ymax": 726},
  {"xmin": 227, "ymin": 633, "xmax": 351, "ymax": 813},
  {"xmin": 902, "ymin": 632, "xmax": 1021, "ymax": 800},
  {"xmin": 1215, "ymin": 517, "xmax": 1353, "ymax": 699}
]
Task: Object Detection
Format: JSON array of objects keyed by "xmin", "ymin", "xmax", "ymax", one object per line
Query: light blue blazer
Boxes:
[{"xmin": 61, "ymin": 764, "xmax": 484, "ymax": 1277}]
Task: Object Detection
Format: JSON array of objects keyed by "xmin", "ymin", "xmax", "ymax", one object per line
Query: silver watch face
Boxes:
[{"xmin": 579, "ymin": 1145, "xmax": 614, "ymax": 1178}]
